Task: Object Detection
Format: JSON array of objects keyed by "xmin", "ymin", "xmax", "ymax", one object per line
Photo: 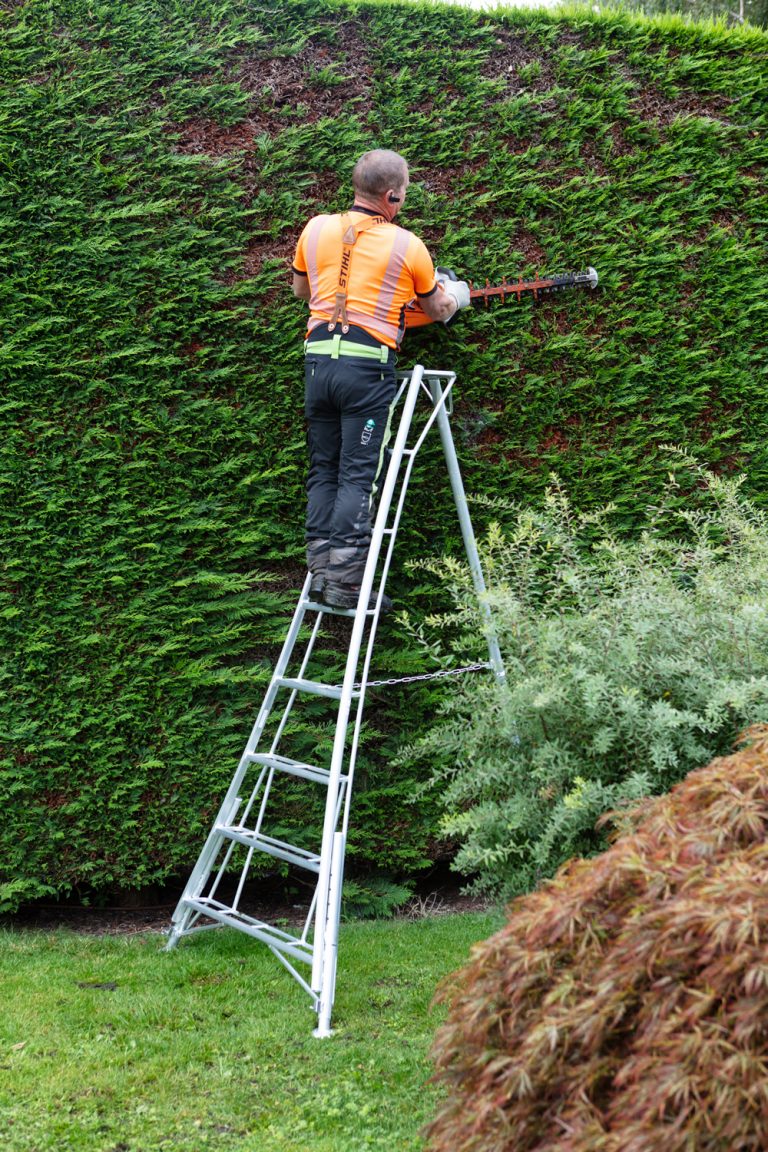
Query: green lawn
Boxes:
[{"xmin": 0, "ymin": 911, "xmax": 501, "ymax": 1151}]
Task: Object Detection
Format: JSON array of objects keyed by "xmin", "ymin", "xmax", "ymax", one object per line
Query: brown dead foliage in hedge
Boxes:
[
  {"xmin": 481, "ymin": 30, "xmax": 558, "ymax": 94},
  {"xmin": 233, "ymin": 24, "xmax": 375, "ymax": 120},
  {"xmin": 425, "ymin": 725, "xmax": 768, "ymax": 1152}
]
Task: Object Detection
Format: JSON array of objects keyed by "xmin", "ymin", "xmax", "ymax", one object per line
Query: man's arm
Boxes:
[
  {"xmin": 418, "ymin": 284, "xmax": 458, "ymax": 324},
  {"xmin": 293, "ymin": 272, "xmax": 311, "ymax": 301}
]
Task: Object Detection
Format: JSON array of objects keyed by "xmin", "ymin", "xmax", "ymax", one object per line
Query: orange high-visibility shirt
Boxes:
[{"xmin": 292, "ymin": 209, "xmax": 437, "ymax": 349}]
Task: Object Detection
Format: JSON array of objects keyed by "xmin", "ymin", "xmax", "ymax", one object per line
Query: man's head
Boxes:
[{"xmin": 352, "ymin": 149, "xmax": 409, "ymax": 219}]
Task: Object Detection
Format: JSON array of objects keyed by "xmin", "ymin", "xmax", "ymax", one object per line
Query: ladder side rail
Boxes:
[
  {"xmin": 284, "ymin": 786, "xmax": 349, "ymax": 952},
  {"xmin": 178, "ymin": 834, "xmax": 238, "ymax": 922},
  {"xmin": 343, "ymin": 370, "xmax": 417, "ymax": 588},
  {"xmin": 300, "ymin": 881, "xmax": 321, "ymax": 945},
  {"xmin": 167, "ymin": 792, "xmax": 243, "ymax": 942},
  {"xmin": 169, "ymin": 593, "xmax": 317, "ymax": 942},
  {"xmin": 314, "ymin": 831, "xmax": 346, "ymax": 1037},
  {"xmin": 244, "ymin": 765, "xmax": 275, "ymax": 838},
  {"xmin": 259, "ymin": 594, "xmax": 326, "ymax": 756},
  {"xmin": 361, "ymin": 373, "xmax": 458, "ymax": 645},
  {"xmin": 314, "ymin": 367, "xmax": 460, "ymax": 1023},
  {"xmin": 237, "ymin": 591, "xmax": 330, "ymax": 846},
  {"xmin": 236, "ymin": 763, "xmax": 271, "ymax": 830},
  {"xmin": 406, "ymin": 372, "xmax": 457, "ymax": 455},
  {"xmin": 170, "ymin": 578, "xmax": 352, "ymax": 947},
  {"xmin": 241, "ymin": 588, "xmax": 316, "ymax": 758},
  {"xmin": 391, "ymin": 372, "xmax": 413, "ymax": 410},
  {"xmin": 336, "ymin": 492, "xmax": 410, "ymax": 846},
  {"xmin": 429, "ymin": 376, "xmax": 506, "ymax": 683},
  {"xmin": 312, "ymin": 368, "xmax": 461, "ymax": 1011},
  {"xmin": 336, "ymin": 373, "xmax": 458, "ymax": 843},
  {"xmin": 310, "ymin": 365, "xmax": 428, "ymax": 995},
  {"xmin": 338, "ymin": 428, "xmax": 439, "ymax": 838},
  {"xmin": 231, "ymin": 844, "xmax": 257, "ymax": 912},
  {"xmin": 355, "ymin": 371, "xmax": 456, "ymax": 661}
]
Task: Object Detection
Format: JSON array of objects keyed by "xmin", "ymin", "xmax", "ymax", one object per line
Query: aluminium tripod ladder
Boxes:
[{"xmin": 166, "ymin": 365, "xmax": 505, "ymax": 1037}]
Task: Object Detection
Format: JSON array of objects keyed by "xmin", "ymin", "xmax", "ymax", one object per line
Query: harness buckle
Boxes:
[{"xmin": 328, "ymin": 292, "xmax": 350, "ymax": 334}]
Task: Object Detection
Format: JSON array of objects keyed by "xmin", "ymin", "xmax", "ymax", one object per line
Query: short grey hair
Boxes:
[{"xmin": 352, "ymin": 149, "xmax": 408, "ymax": 197}]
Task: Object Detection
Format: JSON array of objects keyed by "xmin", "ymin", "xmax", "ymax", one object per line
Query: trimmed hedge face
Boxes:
[
  {"xmin": 2, "ymin": 0, "xmax": 767, "ymax": 908},
  {"xmin": 426, "ymin": 726, "xmax": 768, "ymax": 1152}
]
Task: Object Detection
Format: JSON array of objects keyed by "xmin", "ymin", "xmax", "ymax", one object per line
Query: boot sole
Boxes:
[{"xmin": 322, "ymin": 590, "xmax": 392, "ymax": 613}]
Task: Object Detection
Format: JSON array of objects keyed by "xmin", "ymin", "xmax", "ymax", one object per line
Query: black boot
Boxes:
[
  {"xmin": 306, "ymin": 540, "xmax": 330, "ymax": 602},
  {"xmin": 308, "ymin": 572, "xmax": 325, "ymax": 599},
  {"xmin": 322, "ymin": 581, "xmax": 393, "ymax": 613}
]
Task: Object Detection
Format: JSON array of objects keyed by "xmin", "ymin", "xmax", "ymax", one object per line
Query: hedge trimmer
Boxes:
[
  {"xmin": 465, "ymin": 266, "xmax": 598, "ymax": 307},
  {"xmin": 405, "ymin": 265, "xmax": 598, "ymax": 328}
]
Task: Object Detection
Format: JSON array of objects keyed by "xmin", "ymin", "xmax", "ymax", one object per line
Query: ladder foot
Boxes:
[{"xmin": 164, "ymin": 929, "xmax": 181, "ymax": 952}]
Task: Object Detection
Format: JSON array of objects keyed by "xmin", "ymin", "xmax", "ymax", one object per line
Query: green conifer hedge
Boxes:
[{"xmin": 1, "ymin": 0, "xmax": 766, "ymax": 910}]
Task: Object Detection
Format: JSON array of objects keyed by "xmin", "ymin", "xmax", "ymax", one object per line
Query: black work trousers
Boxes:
[{"xmin": 304, "ymin": 350, "xmax": 396, "ymax": 587}]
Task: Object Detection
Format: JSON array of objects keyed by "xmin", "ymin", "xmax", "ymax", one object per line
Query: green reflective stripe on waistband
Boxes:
[{"xmin": 304, "ymin": 338, "xmax": 390, "ymax": 363}]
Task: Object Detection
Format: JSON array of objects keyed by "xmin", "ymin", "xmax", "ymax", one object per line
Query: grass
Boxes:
[{"xmin": 0, "ymin": 910, "xmax": 501, "ymax": 1152}]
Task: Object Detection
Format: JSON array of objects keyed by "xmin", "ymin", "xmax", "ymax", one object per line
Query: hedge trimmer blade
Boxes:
[{"xmin": 469, "ymin": 267, "xmax": 598, "ymax": 307}]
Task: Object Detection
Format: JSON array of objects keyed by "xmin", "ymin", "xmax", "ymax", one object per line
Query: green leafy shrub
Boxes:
[
  {"xmin": 341, "ymin": 874, "xmax": 414, "ymax": 920},
  {"xmin": 2, "ymin": 0, "xmax": 767, "ymax": 910},
  {"xmin": 401, "ymin": 456, "xmax": 768, "ymax": 897},
  {"xmin": 425, "ymin": 724, "xmax": 768, "ymax": 1152}
]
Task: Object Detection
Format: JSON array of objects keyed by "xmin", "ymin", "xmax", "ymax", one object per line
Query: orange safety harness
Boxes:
[{"xmin": 326, "ymin": 212, "xmax": 387, "ymax": 334}]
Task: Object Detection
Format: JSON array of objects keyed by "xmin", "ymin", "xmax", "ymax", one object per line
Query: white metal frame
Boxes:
[{"xmin": 165, "ymin": 366, "xmax": 505, "ymax": 1037}]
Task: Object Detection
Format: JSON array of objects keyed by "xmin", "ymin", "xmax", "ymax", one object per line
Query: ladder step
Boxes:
[
  {"xmin": 245, "ymin": 752, "xmax": 348, "ymax": 788},
  {"xmin": 218, "ymin": 825, "xmax": 322, "ymax": 873},
  {"xmin": 179, "ymin": 897, "xmax": 314, "ymax": 966},
  {"xmin": 301, "ymin": 593, "xmax": 355, "ymax": 618},
  {"xmin": 297, "ymin": 586, "xmax": 356, "ymax": 617},
  {"xmin": 301, "ymin": 599, "xmax": 373, "ymax": 618},
  {"xmin": 274, "ymin": 676, "xmax": 359, "ymax": 700}
]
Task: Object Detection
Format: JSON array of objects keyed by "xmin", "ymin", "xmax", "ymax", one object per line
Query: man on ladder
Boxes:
[
  {"xmin": 168, "ymin": 156, "xmax": 502, "ymax": 1037},
  {"xmin": 292, "ymin": 148, "xmax": 471, "ymax": 611}
]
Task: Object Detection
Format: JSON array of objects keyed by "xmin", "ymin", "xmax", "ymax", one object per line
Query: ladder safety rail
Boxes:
[
  {"xmin": 429, "ymin": 375, "xmax": 505, "ymax": 683},
  {"xmin": 165, "ymin": 365, "xmax": 506, "ymax": 1038}
]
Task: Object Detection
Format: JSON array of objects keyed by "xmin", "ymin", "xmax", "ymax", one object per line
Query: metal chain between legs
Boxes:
[{"xmin": 355, "ymin": 662, "xmax": 492, "ymax": 689}]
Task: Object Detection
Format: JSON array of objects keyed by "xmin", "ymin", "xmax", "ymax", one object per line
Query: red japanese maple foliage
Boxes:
[{"xmin": 426, "ymin": 726, "xmax": 768, "ymax": 1152}]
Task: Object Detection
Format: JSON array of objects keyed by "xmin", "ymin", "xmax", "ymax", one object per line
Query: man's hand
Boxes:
[
  {"xmin": 442, "ymin": 278, "xmax": 471, "ymax": 314},
  {"xmin": 419, "ymin": 269, "xmax": 470, "ymax": 324},
  {"xmin": 434, "ymin": 267, "xmax": 471, "ymax": 322}
]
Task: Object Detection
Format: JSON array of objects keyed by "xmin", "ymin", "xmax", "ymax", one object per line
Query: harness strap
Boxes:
[{"xmin": 327, "ymin": 213, "xmax": 387, "ymax": 334}]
